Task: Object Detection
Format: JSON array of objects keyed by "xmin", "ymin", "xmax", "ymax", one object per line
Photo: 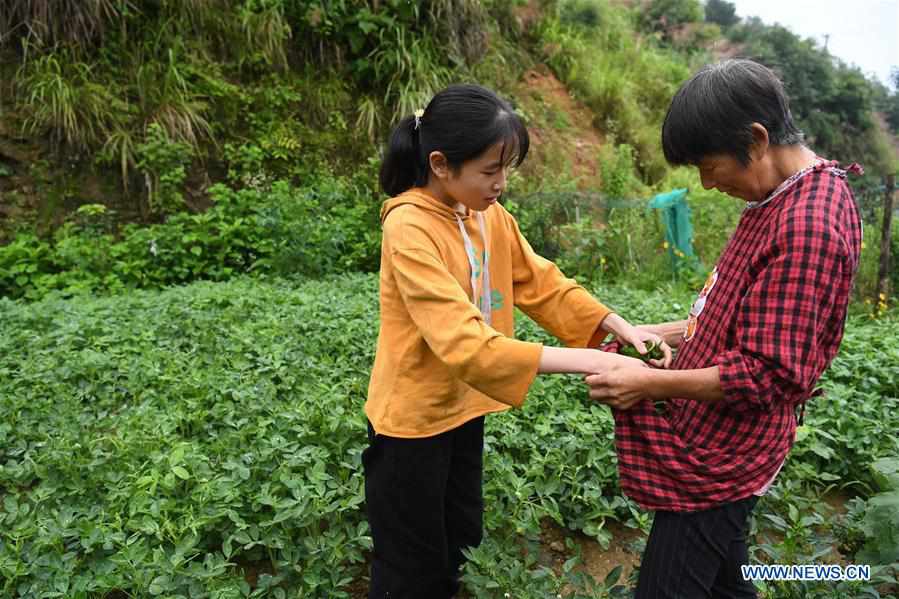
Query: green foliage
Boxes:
[
  {"xmin": 785, "ymin": 318, "xmax": 899, "ymax": 488},
  {"xmin": 0, "ymin": 192, "xmax": 258, "ymax": 300},
  {"xmin": 539, "ymin": 3, "xmax": 692, "ymax": 183},
  {"xmin": 731, "ymin": 21, "xmax": 895, "ymax": 172},
  {"xmin": 754, "ymin": 481, "xmax": 836, "ymax": 568},
  {"xmin": 259, "ymin": 172, "xmax": 382, "ymax": 276},
  {"xmin": 704, "ymin": 0, "xmax": 739, "ymax": 29},
  {"xmin": 17, "ymin": 52, "xmax": 130, "ymax": 153},
  {"xmin": 734, "ymin": 310, "xmax": 899, "ymax": 598},
  {"xmin": 637, "ymin": 0, "xmax": 704, "ymax": 36},
  {"xmin": 462, "ymin": 534, "xmax": 630, "ymax": 598},
  {"xmin": 857, "ymin": 458, "xmax": 899, "ymax": 566},
  {"xmin": 655, "ymin": 166, "xmax": 742, "ymax": 268},
  {"xmin": 135, "ymin": 123, "xmax": 194, "ymax": 214},
  {"xmin": 0, "ymin": 276, "xmax": 379, "ymax": 597},
  {"xmin": 504, "ymin": 190, "xmax": 577, "ymax": 262},
  {"xmin": 560, "ymin": 0, "xmax": 607, "ymax": 28},
  {"xmin": 3, "ymin": 0, "xmax": 507, "ymax": 223},
  {"xmin": 4, "ymin": 0, "xmax": 896, "ymax": 267},
  {"xmin": 598, "ymin": 142, "xmax": 645, "ymax": 199},
  {"xmin": 219, "ymin": 71, "xmax": 358, "ymax": 183},
  {"xmin": 279, "ymin": 0, "xmax": 487, "ymax": 128},
  {"xmin": 132, "ymin": 39, "xmax": 214, "ymax": 149},
  {"xmin": 852, "ymin": 202, "xmax": 899, "ymax": 302},
  {"xmin": 0, "ymin": 233, "xmax": 56, "ymax": 297},
  {"xmin": 0, "ymin": 0, "xmax": 122, "ymax": 51},
  {"xmin": 0, "ymin": 172, "xmax": 383, "ymax": 301},
  {"xmin": 236, "ymin": 1, "xmax": 293, "ymax": 69},
  {"xmin": 1, "ymin": 275, "xmax": 897, "ymax": 595},
  {"xmin": 883, "ymin": 71, "xmax": 899, "ymax": 134},
  {"xmin": 752, "ymin": 489, "xmax": 894, "ymax": 599},
  {"xmin": 504, "ymin": 165, "xmax": 742, "ymax": 291},
  {"xmin": 556, "ymin": 216, "xmax": 614, "ymax": 285}
]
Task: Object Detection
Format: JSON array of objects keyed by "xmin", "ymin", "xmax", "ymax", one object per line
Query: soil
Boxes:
[
  {"xmin": 710, "ymin": 37, "xmax": 746, "ymax": 60},
  {"xmin": 0, "ymin": 115, "xmax": 44, "ymax": 230},
  {"xmin": 512, "ymin": 0, "xmax": 542, "ymax": 32},
  {"xmin": 542, "ymin": 518, "xmax": 645, "ymax": 586},
  {"xmin": 515, "ymin": 65, "xmax": 606, "ymax": 189}
]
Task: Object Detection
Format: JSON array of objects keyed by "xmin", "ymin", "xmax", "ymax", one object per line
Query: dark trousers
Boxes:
[
  {"xmin": 636, "ymin": 495, "xmax": 759, "ymax": 599},
  {"xmin": 363, "ymin": 416, "xmax": 485, "ymax": 599}
]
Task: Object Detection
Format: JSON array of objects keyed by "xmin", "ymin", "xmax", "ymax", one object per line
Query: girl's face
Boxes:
[{"xmin": 430, "ymin": 141, "xmax": 511, "ymax": 212}]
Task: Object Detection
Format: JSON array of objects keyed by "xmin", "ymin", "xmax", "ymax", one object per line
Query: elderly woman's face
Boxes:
[{"xmin": 696, "ymin": 154, "xmax": 762, "ymax": 202}]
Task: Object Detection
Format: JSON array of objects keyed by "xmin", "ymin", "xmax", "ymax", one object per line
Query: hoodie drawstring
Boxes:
[{"xmin": 455, "ymin": 211, "xmax": 492, "ymax": 326}]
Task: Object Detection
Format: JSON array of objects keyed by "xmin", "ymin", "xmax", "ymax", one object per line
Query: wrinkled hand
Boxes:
[
  {"xmin": 585, "ymin": 365, "xmax": 653, "ymax": 410},
  {"xmin": 615, "ymin": 327, "xmax": 673, "ymax": 369}
]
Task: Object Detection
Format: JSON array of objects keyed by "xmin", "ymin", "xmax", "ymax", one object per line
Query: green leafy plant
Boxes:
[
  {"xmin": 0, "ymin": 275, "xmax": 897, "ymax": 596},
  {"xmin": 17, "ymin": 52, "xmax": 130, "ymax": 153},
  {"xmin": 135, "ymin": 122, "xmax": 194, "ymax": 215},
  {"xmin": 0, "ymin": 0, "xmax": 122, "ymax": 51},
  {"xmin": 857, "ymin": 458, "xmax": 899, "ymax": 566}
]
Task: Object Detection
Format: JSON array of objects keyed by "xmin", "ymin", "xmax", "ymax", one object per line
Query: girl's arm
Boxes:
[
  {"xmin": 505, "ymin": 213, "xmax": 670, "ymax": 365},
  {"xmin": 538, "ymin": 346, "xmax": 647, "ymax": 375}
]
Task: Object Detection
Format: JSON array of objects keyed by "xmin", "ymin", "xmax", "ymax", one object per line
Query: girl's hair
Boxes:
[
  {"xmin": 379, "ymin": 84, "xmax": 530, "ymax": 197},
  {"xmin": 662, "ymin": 59, "xmax": 804, "ymax": 166}
]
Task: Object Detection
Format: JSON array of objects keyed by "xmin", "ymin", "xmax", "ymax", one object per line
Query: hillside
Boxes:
[
  {"xmin": 0, "ymin": 0, "xmax": 896, "ymax": 301},
  {"xmin": 2, "ymin": 3, "xmax": 899, "ymax": 596}
]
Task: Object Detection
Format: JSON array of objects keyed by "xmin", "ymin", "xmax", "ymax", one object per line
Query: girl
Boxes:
[{"xmin": 364, "ymin": 83, "xmax": 669, "ymax": 599}]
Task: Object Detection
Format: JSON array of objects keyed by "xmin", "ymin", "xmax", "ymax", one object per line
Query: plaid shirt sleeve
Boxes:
[{"xmin": 714, "ymin": 200, "xmax": 851, "ymax": 412}]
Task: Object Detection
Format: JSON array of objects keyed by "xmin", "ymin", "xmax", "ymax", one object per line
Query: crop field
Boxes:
[{"xmin": 1, "ymin": 274, "xmax": 898, "ymax": 598}]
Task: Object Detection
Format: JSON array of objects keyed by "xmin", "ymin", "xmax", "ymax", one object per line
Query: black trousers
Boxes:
[
  {"xmin": 636, "ymin": 495, "xmax": 759, "ymax": 599},
  {"xmin": 363, "ymin": 416, "xmax": 485, "ymax": 599}
]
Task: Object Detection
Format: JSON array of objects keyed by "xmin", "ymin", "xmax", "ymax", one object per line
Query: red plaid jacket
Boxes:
[{"xmin": 613, "ymin": 160, "xmax": 863, "ymax": 512}]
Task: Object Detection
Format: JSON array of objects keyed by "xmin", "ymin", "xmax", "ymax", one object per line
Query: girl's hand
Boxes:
[
  {"xmin": 615, "ymin": 326, "xmax": 673, "ymax": 369},
  {"xmin": 600, "ymin": 313, "xmax": 672, "ymax": 368},
  {"xmin": 635, "ymin": 321, "xmax": 687, "ymax": 350}
]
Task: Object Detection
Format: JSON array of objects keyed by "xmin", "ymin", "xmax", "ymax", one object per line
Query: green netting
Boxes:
[
  {"xmin": 506, "ymin": 189, "xmax": 702, "ymax": 272},
  {"xmin": 648, "ymin": 188, "xmax": 702, "ymax": 272}
]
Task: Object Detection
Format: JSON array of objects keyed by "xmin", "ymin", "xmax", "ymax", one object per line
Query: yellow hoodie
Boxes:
[{"xmin": 365, "ymin": 188, "xmax": 612, "ymax": 438}]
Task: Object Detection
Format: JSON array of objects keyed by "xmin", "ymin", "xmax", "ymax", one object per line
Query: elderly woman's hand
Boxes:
[{"xmin": 585, "ymin": 364, "xmax": 655, "ymax": 410}]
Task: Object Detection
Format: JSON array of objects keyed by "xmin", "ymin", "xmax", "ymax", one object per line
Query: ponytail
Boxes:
[
  {"xmin": 378, "ymin": 84, "xmax": 530, "ymax": 198},
  {"xmin": 379, "ymin": 115, "xmax": 427, "ymax": 197}
]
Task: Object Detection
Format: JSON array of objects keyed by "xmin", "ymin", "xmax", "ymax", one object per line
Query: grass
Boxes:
[
  {"xmin": 0, "ymin": 0, "xmax": 121, "ymax": 51},
  {"xmin": 18, "ymin": 53, "xmax": 129, "ymax": 153},
  {"xmin": 538, "ymin": 0, "xmax": 692, "ymax": 184}
]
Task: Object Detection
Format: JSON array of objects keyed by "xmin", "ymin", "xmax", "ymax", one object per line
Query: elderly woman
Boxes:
[{"xmin": 586, "ymin": 59, "xmax": 862, "ymax": 598}]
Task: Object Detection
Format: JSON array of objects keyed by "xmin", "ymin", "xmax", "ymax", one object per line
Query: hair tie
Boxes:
[{"xmin": 413, "ymin": 108, "xmax": 424, "ymax": 130}]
